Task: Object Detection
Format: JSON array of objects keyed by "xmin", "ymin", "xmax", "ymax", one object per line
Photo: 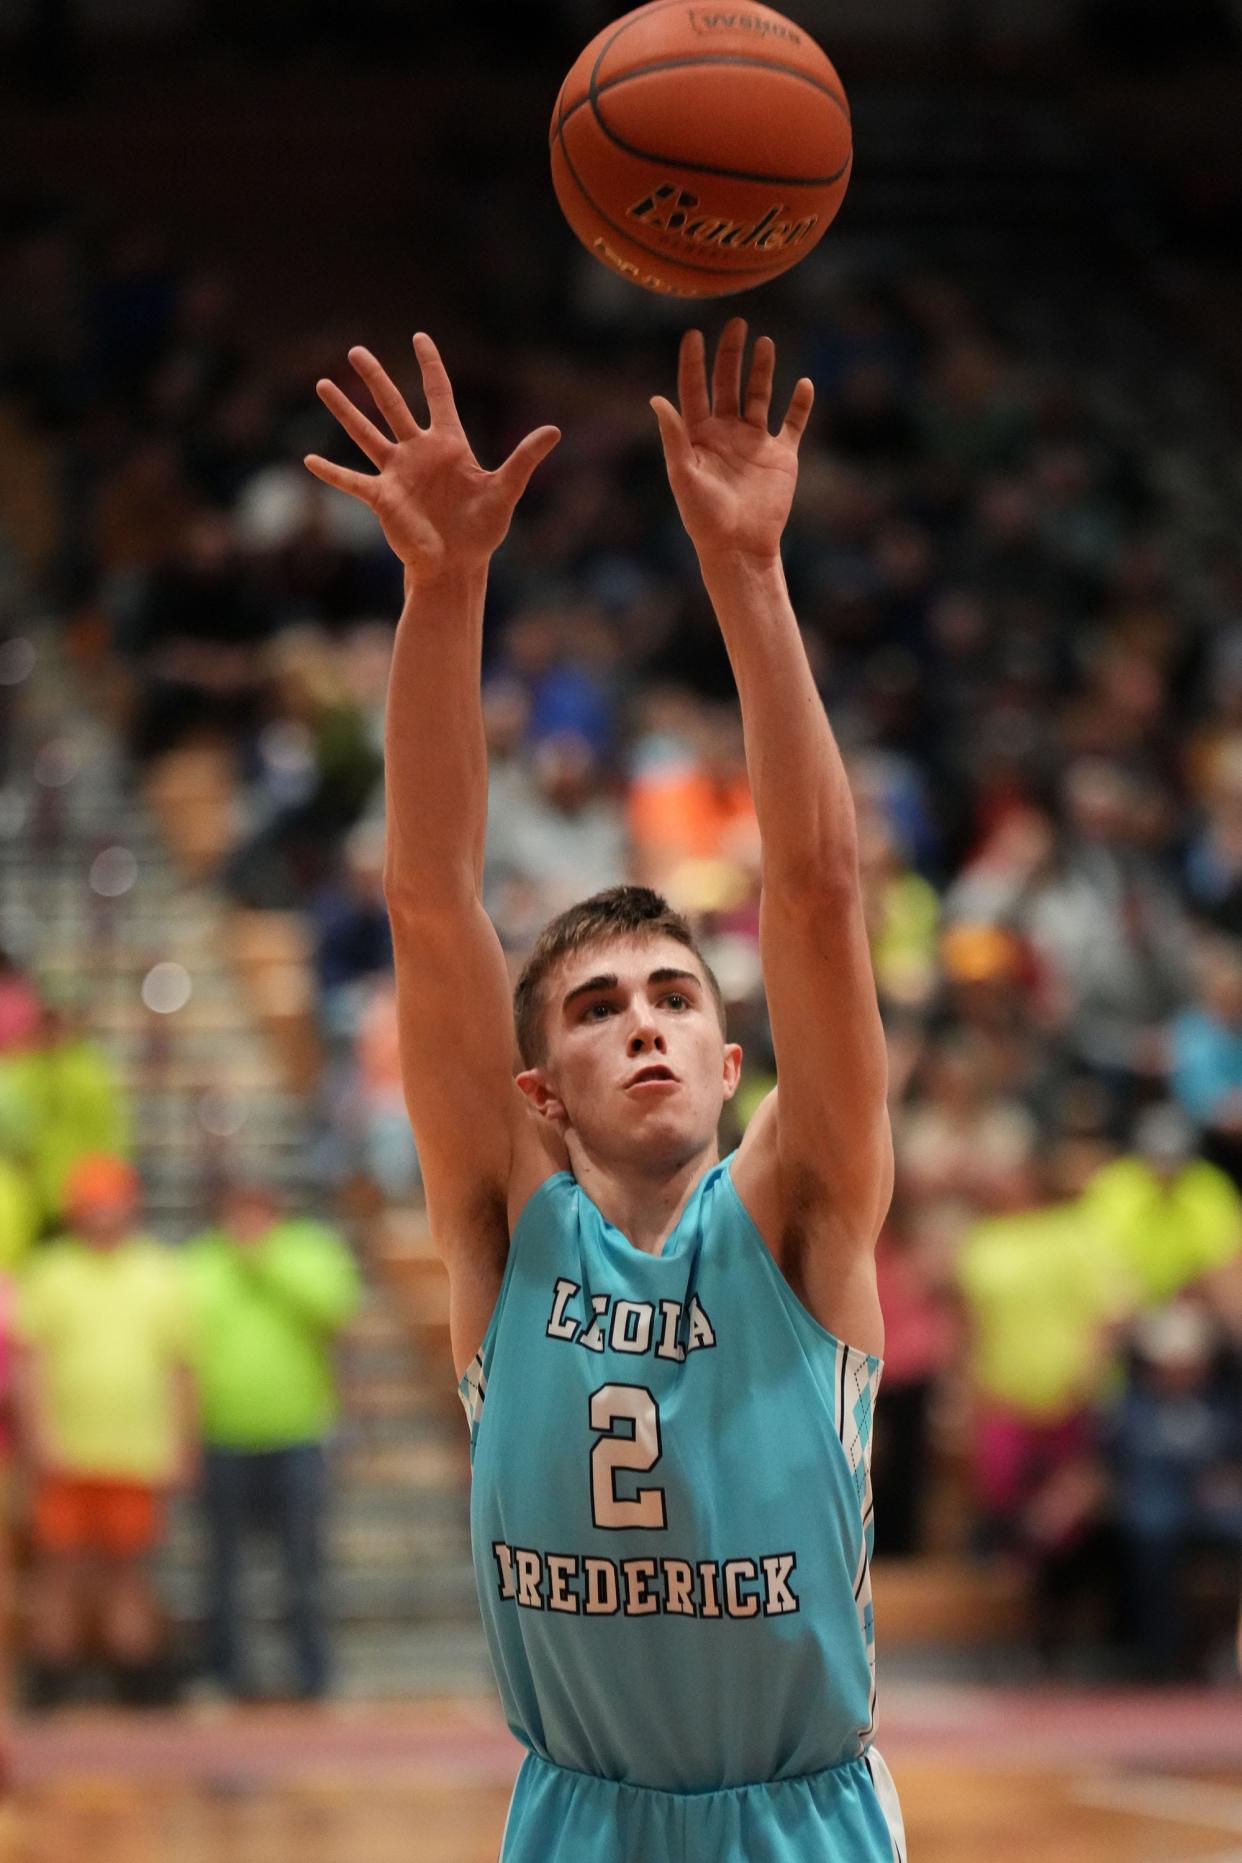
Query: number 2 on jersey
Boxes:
[{"xmin": 589, "ymin": 1383, "xmax": 667, "ymax": 1530}]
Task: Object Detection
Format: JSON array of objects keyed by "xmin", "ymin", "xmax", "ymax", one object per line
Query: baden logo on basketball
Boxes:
[
  {"xmin": 627, "ymin": 183, "xmax": 818, "ymax": 255},
  {"xmin": 687, "ymin": 9, "xmax": 803, "ymax": 43}
]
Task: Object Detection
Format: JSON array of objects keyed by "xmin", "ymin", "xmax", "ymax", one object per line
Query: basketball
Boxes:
[{"xmin": 549, "ymin": 1, "xmax": 852, "ymax": 299}]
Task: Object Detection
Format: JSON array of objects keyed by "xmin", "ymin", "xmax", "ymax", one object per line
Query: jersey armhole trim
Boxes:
[{"xmin": 721, "ymin": 1155, "xmax": 883, "ymax": 1375}]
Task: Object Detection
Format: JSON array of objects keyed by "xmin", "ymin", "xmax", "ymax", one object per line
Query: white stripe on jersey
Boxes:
[{"xmin": 864, "ymin": 1747, "xmax": 908, "ymax": 1863}]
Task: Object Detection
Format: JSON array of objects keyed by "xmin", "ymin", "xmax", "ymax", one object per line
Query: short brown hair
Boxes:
[{"xmin": 513, "ymin": 885, "xmax": 725, "ymax": 1067}]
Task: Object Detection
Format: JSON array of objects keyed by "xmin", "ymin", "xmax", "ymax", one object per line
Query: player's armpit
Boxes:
[{"xmin": 732, "ymin": 1091, "xmax": 887, "ymax": 1356}]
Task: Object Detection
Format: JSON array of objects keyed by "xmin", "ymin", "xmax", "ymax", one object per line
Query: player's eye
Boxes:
[
  {"xmin": 661, "ymin": 992, "xmax": 689, "ymax": 1010},
  {"xmin": 584, "ymin": 1000, "xmax": 616, "ymax": 1019}
]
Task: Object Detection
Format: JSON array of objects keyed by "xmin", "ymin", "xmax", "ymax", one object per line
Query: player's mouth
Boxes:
[{"xmin": 624, "ymin": 1064, "xmax": 679, "ymax": 1092}]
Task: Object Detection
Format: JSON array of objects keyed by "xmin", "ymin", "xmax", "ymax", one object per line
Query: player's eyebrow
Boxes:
[
  {"xmin": 561, "ymin": 973, "xmax": 619, "ymax": 1011},
  {"xmin": 561, "ymin": 967, "xmax": 700, "ymax": 1012}
]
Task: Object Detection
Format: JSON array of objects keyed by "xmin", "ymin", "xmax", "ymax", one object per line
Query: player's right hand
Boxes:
[{"xmin": 305, "ymin": 336, "xmax": 560, "ymax": 583}]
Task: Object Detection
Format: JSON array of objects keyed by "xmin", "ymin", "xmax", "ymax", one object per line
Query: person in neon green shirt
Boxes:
[
  {"xmin": 1079, "ymin": 1103, "xmax": 1242, "ymax": 1304},
  {"xmin": 0, "ymin": 1002, "xmax": 130, "ymax": 1227},
  {"xmin": 183, "ymin": 1179, "xmax": 361, "ymax": 1700},
  {"xmin": 0, "ymin": 1072, "xmax": 38, "ymax": 1271},
  {"xmin": 14, "ymin": 1154, "xmax": 196, "ymax": 1709}
]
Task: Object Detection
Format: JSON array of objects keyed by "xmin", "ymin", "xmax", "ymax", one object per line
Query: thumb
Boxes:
[
  {"xmin": 650, "ymin": 396, "xmax": 694, "ymax": 475},
  {"xmin": 496, "ymin": 424, "xmax": 561, "ymax": 503}
]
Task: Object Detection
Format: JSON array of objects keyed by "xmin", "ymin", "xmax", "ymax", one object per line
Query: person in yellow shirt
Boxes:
[
  {"xmin": 13, "ymin": 1155, "xmax": 196, "ymax": 1709},
  {"xmin": 956, "ymin": 1156, "xmax": 1138, "ymax": 1536}
]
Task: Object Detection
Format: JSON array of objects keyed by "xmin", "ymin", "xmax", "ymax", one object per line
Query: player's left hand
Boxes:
[{"xmin": 650, "ymin": 318, "xmax": 814, "ymax": 564}]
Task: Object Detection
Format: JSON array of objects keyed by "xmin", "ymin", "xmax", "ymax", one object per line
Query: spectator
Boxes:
[
  {"xmin": 481, "ymin": 677, "xmax": 539, "ymax": 900},
  {"xmin": 1170, "ymin": 937, "xmax": 1242, "ymax": 1183},
  {"xmin": 896, "ymin": 1030, "xmax": 1040, "ymax": 1241},
  {"xmin": 956, "ymin": 1158, "xmax": 1136, "ymax": 1544},
  {"xmin": 183, "ymin": 1180, "xmax": 361, "ymax": 1701},
  {"xmin": 0, "ymin": 1079, "xmax": 38, "ymax": 1272},
  {"xmin": 0, "ymin": 953, "xmax": 40, "ymax": 1056},
  {"xmin": 956, "ymin": 1159, "xmax": 1137, "ymax": 1658},
  {"xmin": 859, "ymin": 818, "xmax": 940, "ymax": 1014},
  {"xmin": 0, "ymin": 995, "xmax": 129, "ymax": 1230},
  {"xmin": 0, "ymin": 1270, "xmax": 14, "ymax": 1716},
  {"xmin": 627, "ymin": 701, "xmax": 757, "ymax": 894},
  {"xmin": 225, "ymin": 625, "xmax": 384, "ymax": 909},
  {"xmin": 1080, "ymin": 1103, "xmax": 1242, "ymax": 1306},
  {"xmin": 13, "ymin": 1155, "xmax": 195, "ymax": 1708},
  {"xmin": 492, "ymin": 731, "xmax": 626, "ymax": 916},
  {"xmin": 351, "ymin": 981, "xmax": 421, "ymax": 1201},
  {"xmin": 1184, "ymin": 735, "xmax": 1242, "ymax": 937},
  {"xmin": 1026, "ymin": 759, "xmax": 1190, "ymax": 1124},
  {"xmin": 118, "ymin": 507, "xmax": 276, "ymax": 765},
  {"xmin": 308, "ymin": 819, "xmax": 393, "ymax": 1042},
  {"xmin": 1105, "ymin": 1298, "xmax": 1242, "ymax": 1679},
  {"xmin": 0, "ymin": 1266, "xmax": 15, "ymax": 1502}
]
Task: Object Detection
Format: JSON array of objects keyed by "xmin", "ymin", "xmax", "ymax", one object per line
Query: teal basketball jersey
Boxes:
[{"xmin": 461, "ymin": 1156, "xmax": 906, "ymax": 1860}]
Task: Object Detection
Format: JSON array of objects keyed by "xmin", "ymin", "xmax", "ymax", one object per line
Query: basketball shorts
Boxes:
[{"xmin": 500, "ymin": 1745, "xmax": 906, "ymax": 1862}]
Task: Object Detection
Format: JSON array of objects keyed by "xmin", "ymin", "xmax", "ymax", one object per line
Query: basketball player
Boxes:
[{"xmin": 306, "ymin": 319, "xmax": 907, "ymax": 1861}]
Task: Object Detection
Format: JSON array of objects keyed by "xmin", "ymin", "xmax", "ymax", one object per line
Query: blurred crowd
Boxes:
[{"xmin": 3, "ymin": 191, "xmax": 1242, "ymax": 1685}]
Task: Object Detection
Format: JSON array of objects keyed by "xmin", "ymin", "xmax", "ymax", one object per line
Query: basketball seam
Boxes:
[
  {"xmin": 573, "ymin": 47, "xmax": 848, "ymax": 118},
  {"xmin": 558, "ymin": 56, "xmax": 850, "ymax": 188},
  {"xmin": 552, "ymin": 124, "xmax": 809, "ymax": 281},
  {"xmin": 586, "ymin": 0, "xmax": 849, "ymax": 120}
]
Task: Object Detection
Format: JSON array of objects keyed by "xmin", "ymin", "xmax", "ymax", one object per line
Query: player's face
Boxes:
[{"xmin": 523, "ymin": 934, "xmax": 742, "ymax": 1169}]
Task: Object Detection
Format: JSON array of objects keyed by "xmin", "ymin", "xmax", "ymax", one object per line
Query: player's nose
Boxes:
[{"xmin": 627, "ymin": 1021, "xmax": 666, "ymax": 1055}]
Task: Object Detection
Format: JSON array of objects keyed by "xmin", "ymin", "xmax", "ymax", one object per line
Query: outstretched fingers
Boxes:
[
  {"xmin": 779, "ymin": 377, "xmax": 815, "ymax": 450},
  {"xmin": 316, "ymin": 377, "xmax": 392, "ymax": 469},
  {"xmin": 348, "ymin": 345, "xmax": 420, "ymax": 441},
  {"xmin": 413, "ymin": 332, "xmax": 465, "ymax": 433},
  {"xmin": 677, "ymin": 328, "xmax": 711, "ymax": 427},
  {"xmin": 711, "ymin": 316, "xmax": 747, "ymax": 419},
  {"xmin": 303, "ymin": 454, "xmax": 377, "ymax": 503},
  {"xmin": 744, "ymin": 334, "xmax": 776, "ymax": 429}
]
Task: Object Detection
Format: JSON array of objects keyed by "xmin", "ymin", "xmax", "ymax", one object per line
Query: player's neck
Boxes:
[{"xmin": 566, "ymin": 1138, "xmax": 719, "ymax": 1257}]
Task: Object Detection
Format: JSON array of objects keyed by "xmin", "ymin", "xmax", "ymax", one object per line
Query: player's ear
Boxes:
[
  {"xmin": 516, "ymin": 1066, "xmax": 566, "ymax": 1125},
  {"xmin": 721, "ymin": 1042, "xmax": 743, "ymax": 1100}
]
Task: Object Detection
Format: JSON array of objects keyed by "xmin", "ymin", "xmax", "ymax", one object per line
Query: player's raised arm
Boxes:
[
  {"xmin": 651, "ymin": 319, "xmax": 890, "ymax": 1353},
  {"xmin": 306, "ymin": 338, "xmax": 560, "ymax": 1370}
]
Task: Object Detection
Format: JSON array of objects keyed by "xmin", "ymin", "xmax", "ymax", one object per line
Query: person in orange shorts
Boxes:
[{"xmin": 13, "ymin": 1154, "xmax": 196, "ymax": 1708}]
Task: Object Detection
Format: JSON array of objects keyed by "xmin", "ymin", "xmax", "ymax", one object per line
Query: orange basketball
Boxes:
[{"xmin": 549, "ymin": 1, "xmax": 852, "ymax": 299}]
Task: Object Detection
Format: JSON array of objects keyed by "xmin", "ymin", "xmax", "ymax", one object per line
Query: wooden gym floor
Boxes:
[{"xmin": 7, "ymin": 1685, "xmax": 1242, "ymax": 1862}]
